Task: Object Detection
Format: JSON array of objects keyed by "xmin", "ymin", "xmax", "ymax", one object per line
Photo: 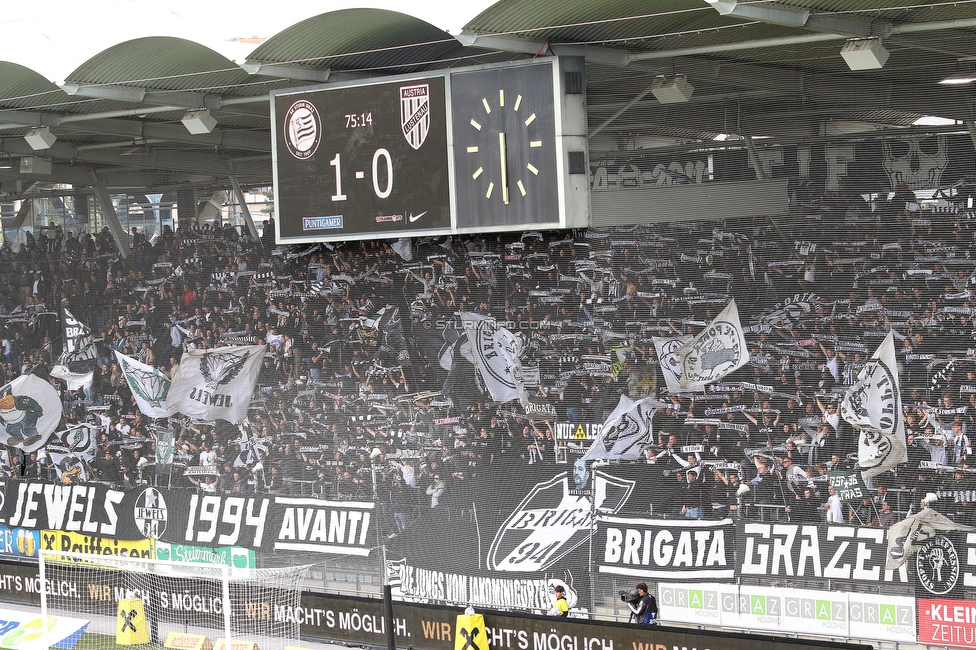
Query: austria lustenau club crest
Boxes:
[
  {"xmin": 487, "ymin": 471, "xmax": 634, "ymax": 572},
  {"xmin": 401, "ymin": 84, "xmax": 430, "ymax": 150}
]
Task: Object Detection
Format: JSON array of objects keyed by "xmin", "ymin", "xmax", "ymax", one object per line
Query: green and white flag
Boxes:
[
  {"xmin": 116, "ymin": 350, "xmax": 174, "ymax": 418},
  {"xmin": 154, "ymin": 427, "xmax": 175, "ymax": 470}
]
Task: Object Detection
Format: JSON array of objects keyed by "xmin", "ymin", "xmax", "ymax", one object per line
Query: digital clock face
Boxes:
[{"xmin": 274, "ymin": 77, "xmax": 451, "ymax": 241}]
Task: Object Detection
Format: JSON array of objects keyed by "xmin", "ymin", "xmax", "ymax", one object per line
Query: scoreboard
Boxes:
[{"xmin": 271, "ymin": 57, "xmax": 589, "ymax": 244}]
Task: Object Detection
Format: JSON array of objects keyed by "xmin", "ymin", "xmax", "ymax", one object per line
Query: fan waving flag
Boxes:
[
  {"xmin": 840, "ymin": 332, "xmax": 908, "ymax": 478},
  {"xmin": 167, "ymin": 344, "xmax": 266, "ymax": 423},
  {"xmin": 51, "ymin": 308, "xmax": 97, "ymax": 390},
  {"xmin": 675, "ymin": 299, "xmax": 750, "ymax": 390},
  {"xmin": 0, "ymin": 372, "xmax": 62, "ymax": 452},
  {"xmin": 116, "ymin": 351, "xmax": 174, "ymax": 418},
  {"xmin": 458, "ymin": 312, "xmax": 528, "ymax": 406},
  {"xmin": 581, "ymin": 395, "xmax": 669, "ymax": 462}
]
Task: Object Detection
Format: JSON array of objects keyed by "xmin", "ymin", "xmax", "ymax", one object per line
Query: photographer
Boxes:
[{"xmin": 627, "ymin": 583, "xmax": 658, "ymax": 625}]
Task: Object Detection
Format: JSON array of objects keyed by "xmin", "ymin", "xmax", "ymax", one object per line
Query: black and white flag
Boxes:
[
  {"xmin": 840, "ymin": 332, "xmax": 909, "ymax": 478},
  {"xmin": 885, "ymin": 506, "xmax": 974, "ymax": 570},
  {"xmin": 581, "ymin": 395, "xmax": 669, "ymax": 462},
  {"xmin": 168, "ymin": 344, "xmax": 266, "ymax": 423},
  {"xmin": 51, "ymin": 308, "xmax": 97, "ymax": 390},
  {"xmin": 458, "ymin": 313, "xmax": 528, "ymax": 406},
  {"xmin": 652, "ymin": 335, "xmax": 691, "ymax": 393},
  {"xmin": 675, "ymin": 299, "xmax": 750, "ymax": 390}
]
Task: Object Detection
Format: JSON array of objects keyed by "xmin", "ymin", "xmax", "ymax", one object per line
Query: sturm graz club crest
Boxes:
[
  {"xmin": 133, "ymin": 487, "xmax": 168, "ymax": 539},
  {"xmin": 487, "ymin": 472, "xmax": 634, "ymax": 572},
  {"xmin": 401, "ymin": 84, "xmax": 430, "ymax": 150},
  {"xmin": 283, "ymin": 100, "xmax": 321, "ymax": 160},
  {"xmin": 915, "ymin": 535, "xmax": 960, "ymax": 596},
  {"xmin": 681, "ymin": 320, "xmax": 744, "ymax": 385}
]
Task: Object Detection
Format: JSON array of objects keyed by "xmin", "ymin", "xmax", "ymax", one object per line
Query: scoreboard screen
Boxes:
[
  {"xmin": 274, "ymin": 77, "xmax": 451, "ymax": 241},
  {"xmin": 271, "ymin": 57, "xmax": 589, "ymax": 244}
]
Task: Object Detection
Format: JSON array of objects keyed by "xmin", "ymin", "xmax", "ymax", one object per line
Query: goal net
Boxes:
[{"xmin": 38, "ymin": 551, "xmax": 310, "ymax": 650}]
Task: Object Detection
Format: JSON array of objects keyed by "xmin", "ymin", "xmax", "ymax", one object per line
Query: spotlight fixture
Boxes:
[
  {"xmin": 940, "ymin": 75, "xmax": 976, "ymax": 85},
  {"xmin": 840, "ymin": 38, "xmax": 889, "ymax": 71},
  {"xmin": 181, "ymin": 109, "xmax": 217, "ymax": 134},
  {"xmin": 651, "ymin": 76, "xmax": 694, "ymax": 104},
  {"xmin": 24, "ymin": 125, "xmax": 57, "ymax": 150}
]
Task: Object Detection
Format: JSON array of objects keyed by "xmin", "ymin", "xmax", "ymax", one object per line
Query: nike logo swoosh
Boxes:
[{"xmin": 408, "ymin": 211, "xmax": 428, "ymax": 223}]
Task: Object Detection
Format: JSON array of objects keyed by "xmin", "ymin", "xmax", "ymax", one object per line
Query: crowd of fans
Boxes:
[{"xmin": 2, "ymin": 182, "xmax": 976, "ymax": 532}]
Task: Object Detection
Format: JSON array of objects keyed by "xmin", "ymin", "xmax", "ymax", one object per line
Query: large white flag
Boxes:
[
  {"xmin": 167, "ymin": 344, "xmax": 266, "ymax": 423},
  {"xmin": 581, "ymin": 395, "xmax": 669, "ymax": 462},
  {"xmin": 0, "ymin": 372, "xmax": 62, "ymax": 452},
  {"xmin": 885, "ymin": 506, "xmax": 974, "ymax": 570},
  {"xmin": 115, "ymin": 351, "xmax": 174, "ymax": 418},
  {"xmin": 674, "ymin": 299, "xmax": 750, "ymax": 390},
  {"xmin": 840, "ymin": 332, "xmax": 908, "ymax": 478},
  {"xmin": 652, "ymin": 335, "xmax": 692, "ymax": 394},
  {"xmin": 51, "ymin": 308, "xmax": 97, "ymax": 390},
  {"xmin": 458, "ymin": 313, "xmax": 528, "ymax": 406}
]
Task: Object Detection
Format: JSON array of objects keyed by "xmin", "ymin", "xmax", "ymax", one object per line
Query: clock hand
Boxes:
[{"xmin": 498, "ymin": 132, "xmax": 510, "ymax": 205}]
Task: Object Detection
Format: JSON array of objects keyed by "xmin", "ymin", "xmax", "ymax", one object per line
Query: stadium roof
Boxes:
[{"xmin": 0, "ymin": 0, "xmax": 975, "ymax": 201}]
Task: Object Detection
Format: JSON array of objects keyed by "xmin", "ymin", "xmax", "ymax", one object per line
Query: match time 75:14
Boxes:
[{"xmin": 345, "ymin": 113, "xmax": 373, "ymax": 128}]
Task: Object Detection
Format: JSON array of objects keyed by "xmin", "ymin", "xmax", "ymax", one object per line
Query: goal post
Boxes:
[{"xmin": 38, "ymin": 550, "xmax": 311, "ymax": 650}]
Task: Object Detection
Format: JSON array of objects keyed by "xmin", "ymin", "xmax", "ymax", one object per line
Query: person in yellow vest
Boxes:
[{"xmin": 553, "ymin": 585, "xmax": 568, "ymax": 617}]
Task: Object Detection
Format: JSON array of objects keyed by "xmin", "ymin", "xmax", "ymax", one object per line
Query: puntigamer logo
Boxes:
[{"xmin": 303, "ymin": 216, "xmax": 343, "ymax": 231}]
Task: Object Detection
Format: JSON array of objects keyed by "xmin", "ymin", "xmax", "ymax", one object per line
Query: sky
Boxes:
[{"xmin": 0, "ymin": 0, "xmax": 497, "ymax": 83}]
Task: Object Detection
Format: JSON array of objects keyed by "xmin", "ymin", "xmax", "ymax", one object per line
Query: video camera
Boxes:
[{"xmin": 619, "ymin": 589, "xmax": 640, "ymax": 604}]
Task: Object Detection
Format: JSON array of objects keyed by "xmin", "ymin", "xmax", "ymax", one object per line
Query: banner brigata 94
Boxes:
[{"xmin": 271, "ymin": 57, "xmax": 589, "ymax": 243}]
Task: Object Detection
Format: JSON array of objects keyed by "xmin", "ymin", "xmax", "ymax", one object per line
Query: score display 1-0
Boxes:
[
  {"xmin": 326, "ymin": 150, "xmax": 393, "ymax": 202},
  {"xmin": 274, "ymin": 77, "xmax": 452, "ymax": 241}
]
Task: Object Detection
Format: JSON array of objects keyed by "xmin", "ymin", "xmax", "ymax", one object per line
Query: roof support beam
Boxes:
[
  {"xmin": 704, "ymin": 0, "xmax": 885, "ymax": 37},
  {"xmin": 590, "ymin": 82, "xmax": 659, "ymax": 138},
  {"xmin": 0, "ymin": 109, "xmax": 270, "ymax": 153},
  {"xmin": 744, "ymin": 135, "xmax": 767, "ymax": 180},
  {"xmin": 229, "ymin": 175, "xmax": 261, "ymax": 245},
  {"xmin": 93, "ymin": 184, "xmax": 130, "ymax": 259},
  {"xmin": 631, "ymin": 16, "xmax": 976, "ymax": 62},
  {"xmin": 456, "ymin": 34, "xmax": 632, "ymax": 67},
  {"xmin": 455, "ymin": 33, "xmax": 550, "ymax": 56},
  {"xmin": 240, "ymin": 62, "xmax": 331, "ymax": 83}
]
